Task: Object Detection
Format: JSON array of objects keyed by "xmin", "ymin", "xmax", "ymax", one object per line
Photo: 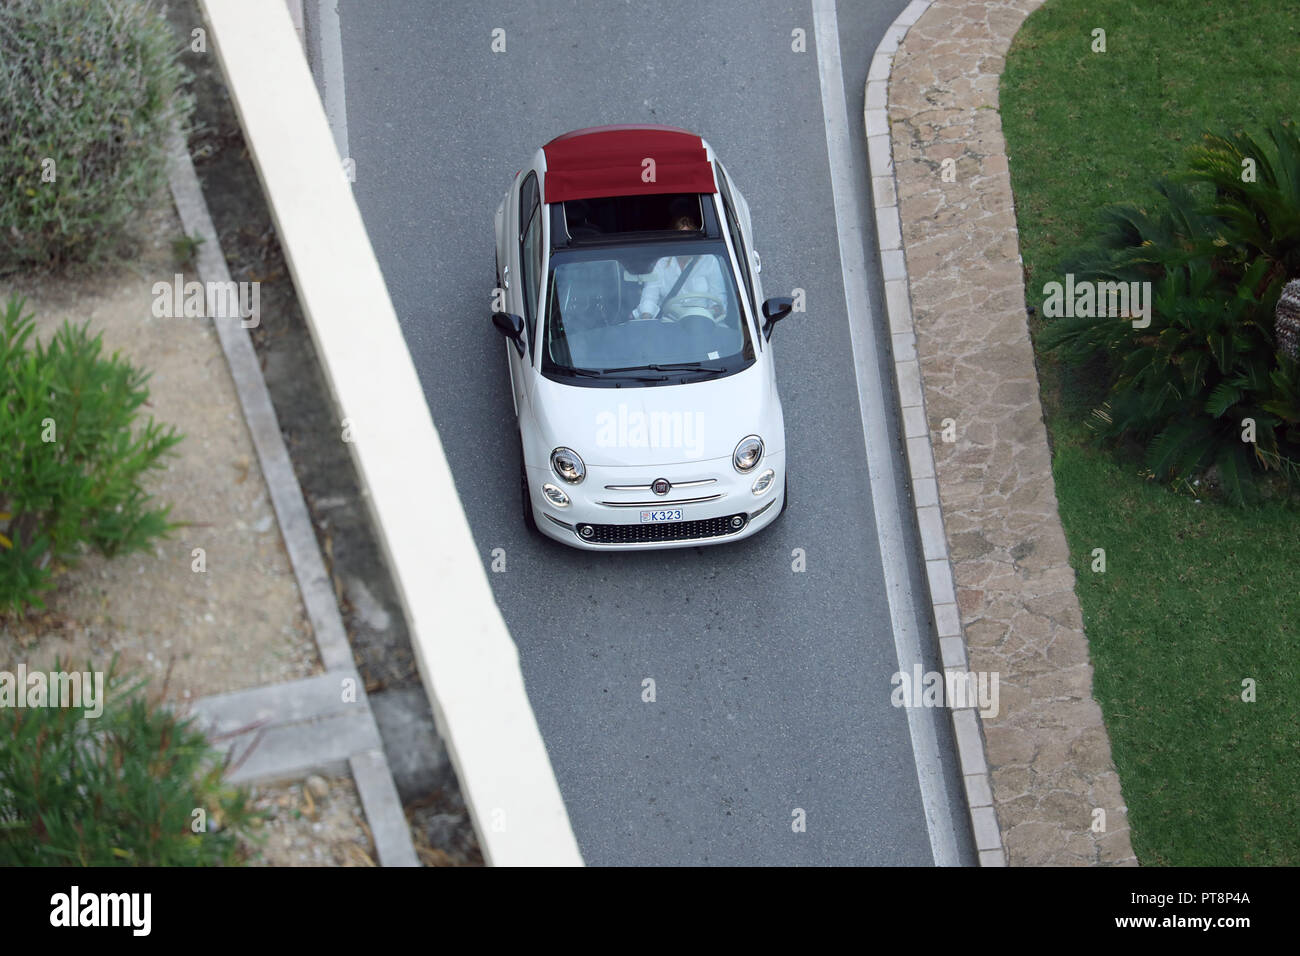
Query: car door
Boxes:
[
  {"xmin": 505, "ymin": 170, "xmax": 543, "ymax": 417},
  {"xmin": 512, "ymin": 174, "xmax": 543, "ymax": 413}
]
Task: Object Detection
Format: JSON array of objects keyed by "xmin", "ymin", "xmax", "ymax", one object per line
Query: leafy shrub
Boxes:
[
  {"xmin": 0, "ymin": 0, "xmax": 193, "ymax": 272},
  {"xmin": 1186, "ymin": 123, "xmax": 1300, "ymax": 283},
  {"xmin": 0, "ymin": 295, "xmax": 182, "ymax": 614},
  {"xmin": 1039, "ymin": 121, "xmax": 1300, "ymax": 503},
  {"xmin": 0, "ymin": 661, "xmax": 259, "ymax": 866}
]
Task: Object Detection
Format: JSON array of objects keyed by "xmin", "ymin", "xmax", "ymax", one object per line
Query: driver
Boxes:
[{"xmin": 631, "ymin": 213, "xmax": 726, "ymax": 321}]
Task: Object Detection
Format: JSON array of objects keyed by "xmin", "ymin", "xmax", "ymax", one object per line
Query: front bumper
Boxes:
[{"xmin": 527, "ymin": 450, "xmax": 786, "ymax": 551}]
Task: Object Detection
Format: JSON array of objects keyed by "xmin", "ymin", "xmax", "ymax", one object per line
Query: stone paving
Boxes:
[{"xmin": 885, "ymin": 0, "xmax": 1137, "ymax": 864}]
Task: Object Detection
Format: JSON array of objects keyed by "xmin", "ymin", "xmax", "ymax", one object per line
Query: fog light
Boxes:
[
  {"xmin": 751, "ymin": 469, "xmax": 775, "ymax": 495},
  {"xmin": 729, "ymin": 515, "xmax": 745, "ymax": 529},
  {"xmin": 542, "ymin": 483, "xmax": 570, "ymax": 507}
]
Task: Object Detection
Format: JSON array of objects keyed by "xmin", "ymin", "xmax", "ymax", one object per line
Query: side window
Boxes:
[
  {"xmin": 519, "ymin": 173, "xmax": 538, "ymax": 234},
  {"xmin": 714, "ymin": 167, "xmax": 757, "ymax": 317},
  {"xmin": 519, "ymin": 173, "xmax": 541, "ymax": 356},
  {"xmin": 723, "ymin": 200, "xmax": 753, "ymax": 302},
  {"xmin": 521, "ymin": 213, "xmax": 541, "ymax": 354}
]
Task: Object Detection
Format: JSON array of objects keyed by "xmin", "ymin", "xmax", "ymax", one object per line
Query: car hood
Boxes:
[{"xmin": 530, "ymin": 363, "xmax": 783, "ymax": 467}]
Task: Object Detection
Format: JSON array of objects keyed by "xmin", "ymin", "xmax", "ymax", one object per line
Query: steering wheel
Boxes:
[{"xmin": 657, "ymin": 291, "xmax": 727, "ymax": 324}]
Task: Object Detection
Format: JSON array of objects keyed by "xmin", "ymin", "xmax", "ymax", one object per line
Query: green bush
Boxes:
[
  {"xmin": 1186, "ymin": 123, "xmax": 1300, "ymax": 282},
  {"xmin": 1039, "ymin": 122, "xmax": 1300, "ymax": 503},
  {"xmin": 0, "ymin": 295, "xmax": 182, "ymax": 614},
  {"xmin": 0, "ymin": 0, "xmax": 193, "ymax": 272},
  {"xmin": 0, "ymin": 661, "xmax": 260, "ymax": 866}
]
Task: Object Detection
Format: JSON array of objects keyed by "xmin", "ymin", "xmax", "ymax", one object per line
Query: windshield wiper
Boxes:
[
  {"xmin": 553, "ymin": 365, "xmax": 669, "ymax": 383},
  {"xmin": 600, "ymin": 362, "xmax": 705, "ymax": 373},
  {"xmin": 649, "ymin": 361, "xmax": 708, "ymax": 371}
]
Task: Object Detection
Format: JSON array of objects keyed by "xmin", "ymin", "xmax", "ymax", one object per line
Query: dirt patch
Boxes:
[
  {"xmin": 242, "ymin": 774, "xmax": 375, "ymax": 867},
  {"xmin": 407, "ymin": 786, "xmax": 485, "ymax": 867},
  {"xmin": 0, "ymin": 199, "xmax": 318, "ymax": 700}
]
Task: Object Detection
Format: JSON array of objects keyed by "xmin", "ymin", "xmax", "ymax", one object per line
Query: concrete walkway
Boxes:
[{"xmin": 869, "ymin": 0, "xmax": 1137, "ymax": 865}]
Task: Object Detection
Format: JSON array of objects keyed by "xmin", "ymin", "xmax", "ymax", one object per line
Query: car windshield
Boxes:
[{"xmin": 541, "ymin": 239, "xmax": 755, "ymax": 385}]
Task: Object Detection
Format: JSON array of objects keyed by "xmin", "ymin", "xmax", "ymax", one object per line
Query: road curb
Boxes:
[
  {"xmin": 862, "ymin": 0, "xmax": 1006, "ymax": 867},
  {"xmin": 196, "ymin": 0, "xmax": 582, "ymax": 866},
  {"xmin": 167, "ymin": 135, "xmax": 420, "ymax": 868}
]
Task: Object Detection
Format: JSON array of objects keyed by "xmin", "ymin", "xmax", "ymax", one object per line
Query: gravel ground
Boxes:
[{"xmin": 242, "ymin": 775, "xmax": 376, "ymax": 867}]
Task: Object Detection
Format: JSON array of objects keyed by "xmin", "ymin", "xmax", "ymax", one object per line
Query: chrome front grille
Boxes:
[
  {"xmin": 597, "ymin": 493, "xmax": 723, "ymax": 508},
  {"xmin": 602, "ymin": 478, "xmax": 718, "ymax": 492}
]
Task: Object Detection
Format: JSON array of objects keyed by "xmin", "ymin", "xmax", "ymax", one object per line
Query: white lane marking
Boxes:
[
  {"xmin": 314, "ymin": 0, "xmax": 350, "ymax": 164},
  {"xmin": 811, "ymin": 0, "xmax": 962, "ymax": 867}
]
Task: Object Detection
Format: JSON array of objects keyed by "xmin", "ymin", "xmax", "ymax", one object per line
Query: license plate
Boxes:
[{"xmin": 640, "ymin": 508, "xmax": 683, "ymax": 523}]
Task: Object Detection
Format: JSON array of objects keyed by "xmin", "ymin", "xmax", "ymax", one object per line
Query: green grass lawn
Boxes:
[{"xmin": 1000, "ymin": 0, "xmax": 1300, "ymax": 865}]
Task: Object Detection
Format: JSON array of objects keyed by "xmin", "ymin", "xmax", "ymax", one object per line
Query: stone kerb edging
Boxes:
[
  {"xmin": 167, "ymin": 138, "xmax": 418, "ymax": 868},
  {"xmin": 865, "ymin": 0, "xmax": 1004, "ymax": 868},
  {"xmin": 865, "ymin": 0, "xmax": 1137, "ymax": 865}
]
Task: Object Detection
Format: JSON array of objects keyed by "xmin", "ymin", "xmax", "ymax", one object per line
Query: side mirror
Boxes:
[
  {"xmin": 761, "ymin": 297, "xmax": 793, "ymax": 340},
  {"xmin": 492, "ymin": 311, "xmax": 526, "ymax": 357}
]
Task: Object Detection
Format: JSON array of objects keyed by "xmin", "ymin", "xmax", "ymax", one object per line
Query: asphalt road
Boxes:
[{"xmin": 334, "ymin": 0, "xmax": 976, "ymax": 865}]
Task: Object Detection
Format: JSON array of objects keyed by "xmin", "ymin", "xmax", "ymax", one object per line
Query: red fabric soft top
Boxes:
[{"xmin": 542, "ymin": 125, "xmax": 717, "ymax": 204}]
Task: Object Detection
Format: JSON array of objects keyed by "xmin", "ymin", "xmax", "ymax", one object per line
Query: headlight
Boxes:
[
  {"xmin": 542, "ymin": 483, "xmax": 571, "ymax": 507},
  {"xmin": 751, "ymin": 469, "xmax": 775, "ymax": 495},
  {"xmin": 550, "ymin": 447, "xmax": 586, "ymax": 484},
  {"xmin": 733, "ymin": 435, "xmax": 764, "ymax": 473}
]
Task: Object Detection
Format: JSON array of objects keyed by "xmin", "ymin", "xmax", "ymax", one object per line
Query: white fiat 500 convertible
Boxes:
[{"xmin": 492, "ymin": 124, "xmax": 792, "ymax": 550}]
